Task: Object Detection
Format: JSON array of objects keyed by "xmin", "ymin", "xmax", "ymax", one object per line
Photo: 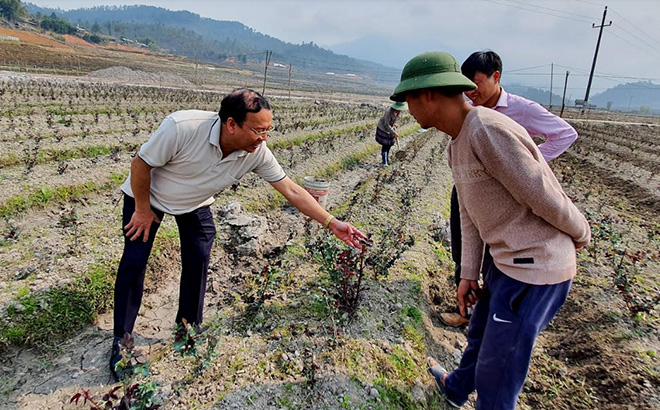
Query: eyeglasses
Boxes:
[{"xmin": 244, "ymin": 124, "xmax": 273, "ymax": 137}]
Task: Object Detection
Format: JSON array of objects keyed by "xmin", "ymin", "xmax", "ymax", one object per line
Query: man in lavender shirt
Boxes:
[{"xmin": 441, "ymin": 50, "xmax": 579, "ymax": 327}]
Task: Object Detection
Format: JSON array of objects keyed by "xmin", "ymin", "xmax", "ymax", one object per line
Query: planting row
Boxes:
[
  {"xmin": 0, "ymin": 109, "xmax": 421, "ymax": 309},
  {"xmin": 572, "ymin": 121, "xmax": 660, "ymax": 154}
]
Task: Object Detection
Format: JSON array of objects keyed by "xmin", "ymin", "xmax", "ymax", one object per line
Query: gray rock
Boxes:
[
  {"xmin": 412, "ymin": 385, "xmax": 425, "ymax": 402},
  {"xmin": 217, "ymin": 201, "xmax": 242, "ymax": 218},
  {"xmin": 452, "ymin": 349, "xmax": 463, "ymax": 364},
  {"xmin": 454, "ymin": 336, "xmax": 466, "ymax": 349}
]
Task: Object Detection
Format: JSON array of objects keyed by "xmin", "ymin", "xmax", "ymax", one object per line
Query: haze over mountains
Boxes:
[
  {"xmin": 24, "ymin": 3, "xmax": 660, "ymax": 111},
  {"xmin": 25, "ymin": 3, "xmax": 401, "ymax": 85}
]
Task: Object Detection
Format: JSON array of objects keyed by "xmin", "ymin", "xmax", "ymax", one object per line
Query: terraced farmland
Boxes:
[{"xmin": 0, "ymin": 72, "xmax": 659, "ymax": 410}]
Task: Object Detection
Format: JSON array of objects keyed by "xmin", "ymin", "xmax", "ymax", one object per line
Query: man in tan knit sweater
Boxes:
[{"xmin": 390, "ymin": 52, "xmax": 591, "ymax": 409}]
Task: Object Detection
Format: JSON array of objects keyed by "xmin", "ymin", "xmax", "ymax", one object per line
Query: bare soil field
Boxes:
[
  {"xmin": 0, "ymin": 24, "xmax": 393, "ymax": 96},
  {"xmin": 0, "ymin": 25, "xmax": 659, "ymax": 410}
]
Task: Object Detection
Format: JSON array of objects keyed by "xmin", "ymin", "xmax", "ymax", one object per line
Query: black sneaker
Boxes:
[{"xmin": 109, "ymin": 340, "xmax": 124, "ymax": 381}]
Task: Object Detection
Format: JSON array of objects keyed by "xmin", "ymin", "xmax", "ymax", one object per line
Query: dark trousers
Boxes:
[
  {"xmin": 450, "ymin": 186, "xmax": 462, "ymax": 287},
  {"xmin": 113, "ymin": 195, "xmax": 216, "ymax": 338},
  {"xmin": 381, "ymin": 145, "xmax": 392, "ymax": 164},
  {"xmin": 450, "ymin": 185, "xmax": 494, "ymax": 289},
  {"xmin": 444, "ymin": 264, "xmax": 572, "ymax": 410}
]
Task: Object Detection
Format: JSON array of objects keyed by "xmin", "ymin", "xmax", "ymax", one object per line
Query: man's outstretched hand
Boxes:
[{"xmin": 329, "ymin": 220, "xmax": 366, "ymax": 249}]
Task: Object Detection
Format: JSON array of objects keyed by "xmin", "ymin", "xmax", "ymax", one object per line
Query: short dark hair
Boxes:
[
  {"xmin": 461, "ymin": 51, "xmax": 502, "ymax": 80},
  {"xmin": 219, "ymin": 88, "xmax": 271, "ymax": 125}
]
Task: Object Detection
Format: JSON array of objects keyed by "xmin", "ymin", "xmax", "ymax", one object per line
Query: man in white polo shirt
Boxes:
[{"xmin": 111, "ymin": 88, "xmax": 365, "ymax": 379}]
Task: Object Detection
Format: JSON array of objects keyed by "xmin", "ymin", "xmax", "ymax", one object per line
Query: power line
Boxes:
[
  {"xmin": 559, "ymin": 62, "xmax": 660, "ymax": 82},
  {"xmin": 608, "ymin": 7, "xmax": 660, "ymax": 49},
  {"xmin": 593, "ymin": 72, "xmax": 660, "ymax": 82},
  {"xmin": 570, "ymin": 3, "xmax": 660, "ymax": 64},
  {"xmin": 508, "ymin": 72, "xmax": 583, "ymax": 77},
  {"xmin": 483, "ymin": 0, "xmax": 660, "ymax": 77},
  {"xmin": 573, "ymin": 0, "xmax": 605, "ymax": 7},
  {"xmin": 506, "ymin": 63, "xmax": 551, "ymax": 73},
  {"xmin": 502, "ymin": 0, "xmax": 594, "ymax": 20},
  {"xmin": 607, "ymin": 27, "xmax": 660, "ymax": 62},
  {"xmin": 554, "ymin": 64, "xmax": 590, "ymax": 75},
  {"xmin": 507, "ymin": 65, "xmax": 660, "ymax": 83},
  {"xmin": 481, "ymin": 0, "xmax": 593, "ymax": 23}
]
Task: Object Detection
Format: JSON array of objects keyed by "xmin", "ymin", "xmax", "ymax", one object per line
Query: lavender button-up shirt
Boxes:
[{"xmin": 492, "ymin": 88, "xmax": 578, "ymax": 162}]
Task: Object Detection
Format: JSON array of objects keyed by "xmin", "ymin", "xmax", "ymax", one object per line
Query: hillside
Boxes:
[
  {"xmin": 24, "ymin": 3, "xmax": 401, "ymax": 85},
  {"xmin": 0, "ymin": 20, "xmax": 394, "ymax": 96},
  {"xmin": 590, "ymin": 80, "xmax": 660, "ymax": 112},
  {"xmin": 502, "ymin": 83, "xmax": 565, "ymax": 108}
]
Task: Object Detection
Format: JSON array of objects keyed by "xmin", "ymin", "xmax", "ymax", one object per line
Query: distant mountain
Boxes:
[
  {"xmin": 23, "ymin": 3, "xmax": 400, "ymax": 85},
  {"xmin": 329, "ymin": 34, "xmax": 464, "ymax": 71},
  {"xmin": 330, "ymin": 36, "xmax": 576, "ymax": 109},
  {"xmin": 502, "ymin": 83, "xmax": 565, "ymax": 108},
  {"xmin": 590, "ymin": 81, "xmax": 660, "ymax": 112}
]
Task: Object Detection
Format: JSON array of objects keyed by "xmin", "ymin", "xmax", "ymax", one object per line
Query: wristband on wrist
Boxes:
[{"xmin": 323, "ymin": 215, "xmax": 335, "ymax": 229}]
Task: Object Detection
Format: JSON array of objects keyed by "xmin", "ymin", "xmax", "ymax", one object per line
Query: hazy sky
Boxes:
[{"xmin": 28, "ymin": 0, "xmax": 660, "ymax": 99}]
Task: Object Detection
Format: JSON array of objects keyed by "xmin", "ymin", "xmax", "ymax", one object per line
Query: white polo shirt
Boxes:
[{"xmin": 120, "ymin": 110, "xmax": 286, "ymax": 215}]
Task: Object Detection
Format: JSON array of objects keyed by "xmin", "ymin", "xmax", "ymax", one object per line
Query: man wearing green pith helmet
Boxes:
[{"xmin": 391, "ymin": 52, "xmax": 590, "ymax": 409}]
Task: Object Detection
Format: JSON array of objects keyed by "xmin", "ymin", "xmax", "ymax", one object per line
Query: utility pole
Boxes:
[
  {"xmin": 583, "ymin": 6, "xmax": 612, "ymax": 113},
  {"xmin": 560, "ymin": 71, "xmax": 570, "ymax": 118},
  {"xmin": 262, "ymin": 50, "xmax": 272, "ymax": 95},
  {"xmin": 549, "ymin": 63, "xmax": 554, "ymax": 109},
  {"xmin": 288, "ymin": 63, "xmax": 292, "ymax": 99},
  {"xmin": 194, "ymin": 52, "xmax": 199, "ymax": 85}
]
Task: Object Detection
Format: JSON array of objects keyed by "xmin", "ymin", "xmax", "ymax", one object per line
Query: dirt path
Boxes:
[
  {"xmin": 2, "ymin": 71, "xmax": 659, "ymax": 410},
  {"xmin": 2, "ymin": 124, "xmax": 463, "ymax": 410}
]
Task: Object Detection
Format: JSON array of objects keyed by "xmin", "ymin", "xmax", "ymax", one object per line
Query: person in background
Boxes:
[
  {"xmin": 111, "ymin": 88, "xmax": 365, "ymax": 380},
  {"xmin": 375, "ymin": 101, "xmax": 407, "ymax": 167},
  {"xmin": 440, "ymin": 50, "xmax": 579, "ymax": 327},
  {"xmin": 390, "ymin": 51, "xmax": 590, "ymax": 409}
]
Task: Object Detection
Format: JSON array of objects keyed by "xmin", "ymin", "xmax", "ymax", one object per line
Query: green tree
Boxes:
[
  {"xmin": 113, "ymin": 21, "xmax": 126, "ymax": 37},
  {"xmin": 0, "ymin": 0, "xmax": 26, "ymax": 21},
  {"xmin": 83, "ymin": 33, "xmax": 105, "ymax": 44},
  {"xmin": 39, "ymin": 13, "xmax": 76, "ymax": 35}
]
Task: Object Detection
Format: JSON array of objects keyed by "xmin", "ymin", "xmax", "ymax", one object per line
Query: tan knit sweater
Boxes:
[{"xmin": 448, "ymin": 107, "xmax": 591, "ymax": 285}]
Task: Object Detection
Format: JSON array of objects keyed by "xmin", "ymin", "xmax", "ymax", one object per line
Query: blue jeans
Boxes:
[
  {"xmin": 113, "ymin": 195, "xmax": 216, "ymax": 338},
  {"xmin": 444, "ymin": 265, "xmax": 572, "ymax": 410}
]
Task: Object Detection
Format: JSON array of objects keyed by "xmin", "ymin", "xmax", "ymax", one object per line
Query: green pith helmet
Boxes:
[
  {"xmin": 390, "ymin": 52, "xmax": 477, "ymax": 102},
  {"xmin": 391, "ymin": 101, "xmax": 408, "ymax": 111}
]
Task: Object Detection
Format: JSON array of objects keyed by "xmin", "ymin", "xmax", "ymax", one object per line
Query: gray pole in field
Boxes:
[
  {"xmin": 288, "ymin": 63, "xmax": 292, "ymax": 99},
  {"xmin": 549, "ymin": 63, "xmax": 553, "ymax": 109},
  {"xmin": 583, "ymin": 6, "xmax": 611, "ymax": 113},
  {"xmin": 560, "ymin": 71, "xmax": 570, "ymax": 118},
  {"xmin": 262, "ymin": 50, "xmax": 272, "ymax": 95}
]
